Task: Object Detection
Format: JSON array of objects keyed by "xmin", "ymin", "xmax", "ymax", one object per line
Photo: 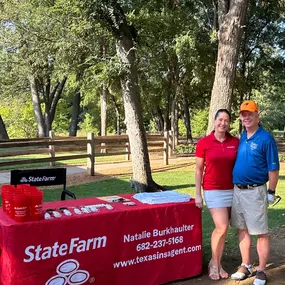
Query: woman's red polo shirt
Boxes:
[{"xmin": 195, "ymin": 132, "xmax": 239, "ymax": 190}]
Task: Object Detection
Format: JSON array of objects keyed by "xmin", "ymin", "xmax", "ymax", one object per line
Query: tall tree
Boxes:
[
  {"xmin": 207, "ymin": 0, "xmax": 248, "ymax": 133},
  {"xmin": 85, "ymin": 0, "xmax": 164, "ymax": 192},
  {"xmin": 1, "ymin": 0, "xmax": 68, "ymax": 137}
]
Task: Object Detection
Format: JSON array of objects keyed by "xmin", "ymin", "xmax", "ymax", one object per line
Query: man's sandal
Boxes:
[
  {"xmin": 208, "ymin": 262, "xmax": 220, "ymax": 280},
  {"xmin": 231, "ymin": 263, "xmax": 253, "ymax": 280}
]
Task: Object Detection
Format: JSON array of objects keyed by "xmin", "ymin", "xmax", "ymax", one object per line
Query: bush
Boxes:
[
  {"xmin": 191, "ymin": 109, "xmax": 208, "ymax": 137},
  {"xmin": 175, "ymin": 144, "xmax": 196, "ymax": 154}
]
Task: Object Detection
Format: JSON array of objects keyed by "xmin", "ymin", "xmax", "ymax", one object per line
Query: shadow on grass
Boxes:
[
  {"xmin": 107, "ymin": 162, "xmax": 195, "ymax": 178},
  {"xmin": 41, "ymin": 177, "xmax": 133, "ymax": 202},
  {"xmin": 0, "ymin": 160, "xmax": 68, "ymax": 171},
  {"xmin": 278, "ymin": 175, "xmax": 285, "ymax": 180},
  {"xmin": 163, "ymin": 184, "xmax": 196, "ymax": 190}
]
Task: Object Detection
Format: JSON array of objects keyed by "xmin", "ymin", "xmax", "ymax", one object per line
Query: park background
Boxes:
[{"xmin": 1, "ymin": 1, "xmax": 285, "ymax": 284}]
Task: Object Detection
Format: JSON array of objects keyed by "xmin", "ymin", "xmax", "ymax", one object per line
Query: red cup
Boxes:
[
  {"xmin": 1, "ymin": 185, "xmax": 15, "ymax": 213},
  {"xmin": 13, "ymin": 193, "xmax": 29, "ymax": 222},
  {"xmin": 22, "ymin": 188, "xmax": 32, "ymax": 220},
  {"xmin": 28, "ymin": 186, "xmax": 41, "ymax": 192},
  {"xmin": 16, "ymin": 184, "xmax": 30, "ymax": 192},
  {"xmin": 29, "ymin": 191, "xmax": 43, "ymax": 221},
  {"xmin": 6, "ymin": 189, "xmax": 15, "ymax": 218}
]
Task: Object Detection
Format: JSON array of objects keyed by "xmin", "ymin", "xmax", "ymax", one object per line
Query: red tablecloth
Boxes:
[{"xmin": 0, "ymin": 194, "xmax": 202, "ymax": 285}]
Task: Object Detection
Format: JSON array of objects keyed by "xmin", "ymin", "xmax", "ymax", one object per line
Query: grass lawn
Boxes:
[{"xmin": 40, "ymin": 165, "xmax": 285, "ymax": 265}]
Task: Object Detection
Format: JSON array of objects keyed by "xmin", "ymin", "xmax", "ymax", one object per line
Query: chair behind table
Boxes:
[{"xmin": 10, "ymin": 168, "xmax": 76, "ymax": 200}]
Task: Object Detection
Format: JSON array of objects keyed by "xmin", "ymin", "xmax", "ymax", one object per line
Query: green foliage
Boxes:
[
  {"xmin": 0, "ymin": 99, "xmax": 36, "ymax": 138},
  {"xmin": 191, "ymin": 109, "xmax": 209, "ymax": 137},
  {"xmin": 178, "ymin": 119, "xmax": 187, "ymax": 137},
  {"xmin": 279, "ymin": 154, "xmax": 285, "ymax": 162},
  {"xmin": 230, "ymin": 117, "xmax": 240, "ymax": 136},
  {"xmin": 174, "ymin": 144, "xmax": 196, "ymax": 154},
  {"xmin": 51, "ymin": 98, "xmax": 71, "ymax": 135},
  {"xmin": 1, "ymin": 0, "xmax": 285, "ymax": 140},
  {"xmin": 78, "ymin": 113, "xmax": 99, "ymax": 135}
]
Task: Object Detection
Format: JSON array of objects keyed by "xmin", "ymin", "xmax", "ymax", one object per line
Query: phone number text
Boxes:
[{"xmin": 136, "ymin": 236, "xmax": 183, "ymax": 251}]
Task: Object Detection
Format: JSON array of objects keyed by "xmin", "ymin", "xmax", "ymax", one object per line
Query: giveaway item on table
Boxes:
[
  {"xmin": 123, "ymin": 201, "xmax": 136, "ymax": 206},
  {"xmin": 99, "ymin": 195, "xmax": 131, "ymax": 203},
  {"xmin": 43, "ymin": 203, "xmax": 114, "ymax": 220},
  {"xmin": 1, "ymin": 184, "xmax": 43, "ymax": 222},
  {"xmin": 133, "ymin": 190, "xmax": 191, "ymax": 205}
]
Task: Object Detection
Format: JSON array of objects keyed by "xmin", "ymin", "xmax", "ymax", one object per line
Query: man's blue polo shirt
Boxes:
[{"xmin": 233, "ymin": 126, "xmax": 279, "ymax": 185}]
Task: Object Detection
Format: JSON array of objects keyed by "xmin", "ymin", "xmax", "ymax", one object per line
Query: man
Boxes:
[{"xmin": 231, "ymin": 100, "xmax": 279, "ymax": 285}]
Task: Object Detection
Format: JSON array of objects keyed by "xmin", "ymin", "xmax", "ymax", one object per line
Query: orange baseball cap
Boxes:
[{"xmin": 239, "ymin": 100, "xmax": 259, "ymax": 114}]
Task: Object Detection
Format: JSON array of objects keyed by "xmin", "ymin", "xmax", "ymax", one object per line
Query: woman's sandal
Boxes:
[
  {"xmin": 219, "ymin": 266, "xmax": 229, "ymax": 279},
  {"xmin": 208, "ymin": 262, "xmax": 220, "ymax": 280}
]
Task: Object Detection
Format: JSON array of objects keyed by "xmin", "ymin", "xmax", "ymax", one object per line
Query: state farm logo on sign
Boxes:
[
  {"xmin": 45, "ymin": 259, "xmax": 91, "ymax": 285},
  {"xmin": 20, "ymin": 177, "xmax": 28, "ymax": 183}
]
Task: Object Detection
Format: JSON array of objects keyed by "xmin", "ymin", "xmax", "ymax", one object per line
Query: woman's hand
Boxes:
[{"xmin": 195, "ymin": 194, "xmax": 203, "ymax": 208}]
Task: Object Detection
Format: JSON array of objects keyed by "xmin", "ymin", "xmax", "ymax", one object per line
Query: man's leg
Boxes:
[
  {"xmin": 251, "ymin": 234, "xmax": 270, "ymax": 285},
  {"xmin": 256, "ymin": 233, "xmax": 270, "ymax": 271},
  {"xmin": 231, "ymin": 228, "xmax": 253, "ymax": 280},
  {"xmin": 238, "ymin": 228, "xmax": 252, "ymax": 265}
]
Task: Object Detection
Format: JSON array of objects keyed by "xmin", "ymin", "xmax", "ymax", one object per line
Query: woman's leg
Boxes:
[{"xmin": 208, "ymin": 207, "xmax": 230, "ymax": 279}]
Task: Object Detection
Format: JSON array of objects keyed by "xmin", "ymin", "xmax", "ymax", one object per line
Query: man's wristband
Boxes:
[{"xmin": 268, "ymin": 189, "xmax": 275, "ymax": 195}]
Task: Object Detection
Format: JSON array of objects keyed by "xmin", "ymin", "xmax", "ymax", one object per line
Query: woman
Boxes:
[{"xmin": 195, "ymin": 109, "xmax": 239, "ymax": 280}]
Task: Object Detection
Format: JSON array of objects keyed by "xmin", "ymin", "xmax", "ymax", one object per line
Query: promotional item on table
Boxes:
[
  {"xmin": 133, "ymin": 190, "xmax": 191, "ymax": 204},
  {"xmin": 1, "ymin": 184, "xmax": 43, "ymax": 222},
  {"xmin": 1, "ymin": 185, "xmax": 191, "ymax": 223}
]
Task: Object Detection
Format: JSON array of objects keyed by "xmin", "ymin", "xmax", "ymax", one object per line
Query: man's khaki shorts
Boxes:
[{"xmin": 231, "ymin": 184, "xmax": 268, "ymax": 235}]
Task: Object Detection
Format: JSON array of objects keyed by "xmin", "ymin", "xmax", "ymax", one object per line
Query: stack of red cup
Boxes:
[{"xmin": 1, "ymin": 184, "xmax": 43, "ymax": 222}]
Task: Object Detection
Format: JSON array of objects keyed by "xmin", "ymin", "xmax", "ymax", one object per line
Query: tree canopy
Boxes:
[{"xmin": 1, "ymin": 0, "xmax": 285, "ymax": 139}]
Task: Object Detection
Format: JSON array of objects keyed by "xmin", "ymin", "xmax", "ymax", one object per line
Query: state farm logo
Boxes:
[
  {"xmin": 45, "ymin": 259, "xmax": 91, "ymax": 285},
  {"xmin": 19, "ymin": 176, "xmax": 57, "ymax": 183},
  {"xmin": 20, "ymin": 177, "xmax": 28, "ymax": 183}
]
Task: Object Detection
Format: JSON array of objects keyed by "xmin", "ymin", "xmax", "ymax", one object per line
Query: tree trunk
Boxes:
[
  {"xmin": 44, "ymin": 112, "xmax": 52, "ymax": 137},
  {"xmin": 100, "ymin": 85, "xmax": 108, "ymax": 137},
  {"xmin": 49, "ymin": 77, "xmax": 67, "ymax": 125},
  {"xmin": 29, "ymin": 76, "xmax": 45, "ymax": 137},
  {"xmin": 207, "ymin": 0, "xmax": 248, "ymax": 133},
  {"xmin": 100, "ymin": 85, "xmax": 108, "ymax": 152},
  {"xmin": 0, "ymin": 115, "xmax": 9, "ymax": 140},
  {"xmin": 183, "ymin": 95, "xmax": 193, "ymax": 143},
  {"xmin": 43, "ymin": 76, "xmax": 67, "ymax": 136},
  {"xmin": 69, "ymin": 90, "xmax": 81, "ymax": 136},
  {"xmin": 153, "ymin": 106, "xmax": 164, "ymax": 132},
  {"xmin": 111, "ymin": 95, "xmax": 121, "ymax": 135},
  {"xmin": 164, "ymin": 79, "xmax": 172, "ymax": 131},
  {"xmin": 116, "ymin": 35, "xmax": 161, "ymax": 192},
  {"xmin": 171, "ymin": 97, "xmax": 178, "ymax": 148}
]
